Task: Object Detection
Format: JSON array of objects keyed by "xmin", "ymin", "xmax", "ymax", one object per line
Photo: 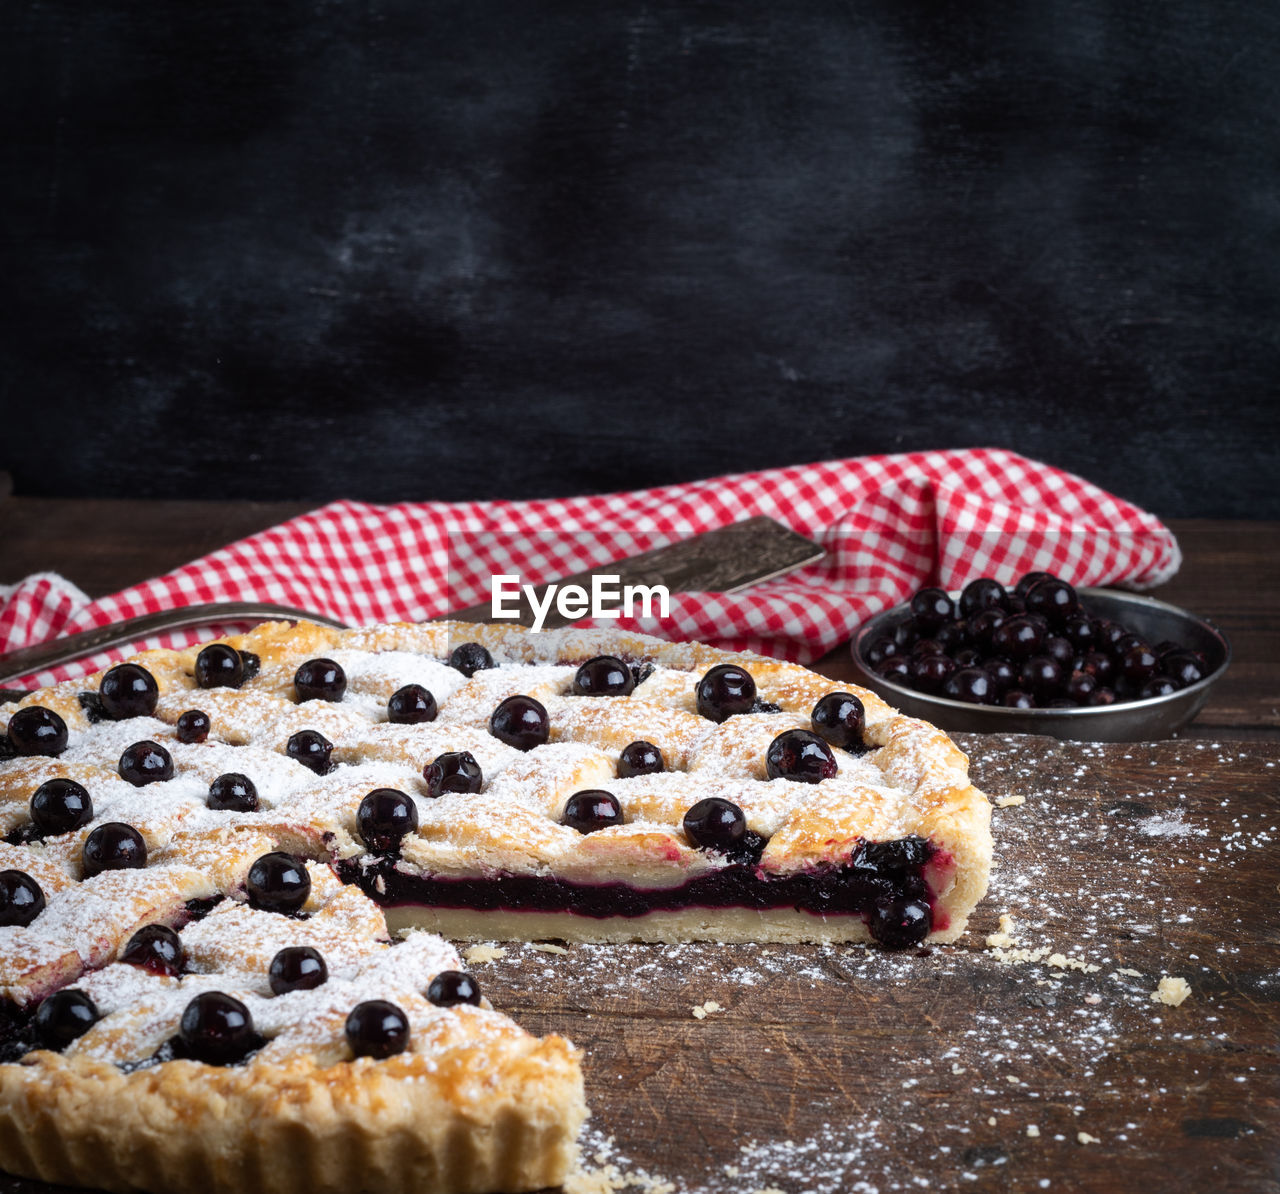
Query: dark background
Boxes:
[{"xmin": 3, "ymin": 1, "xmax": 1278, "ymax": 516}]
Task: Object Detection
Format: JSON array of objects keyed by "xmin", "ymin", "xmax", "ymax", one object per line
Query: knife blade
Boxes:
[{"xmin": 446, "ymin": 515, "xmax": 824, "ymax": 627}]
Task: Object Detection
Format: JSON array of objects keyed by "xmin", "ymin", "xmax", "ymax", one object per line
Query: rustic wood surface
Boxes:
[{"xmin": 0, "ymin": 501, "xmax": 1277, "ymax": 1191}]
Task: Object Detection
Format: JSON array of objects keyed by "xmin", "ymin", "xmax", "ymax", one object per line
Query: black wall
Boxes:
[{"xmin": 3, "ymin": 1, "xmax": 1278, "ymax": 516}]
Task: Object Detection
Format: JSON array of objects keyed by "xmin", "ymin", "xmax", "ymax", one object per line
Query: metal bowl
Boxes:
[{"xmin": 851, "ymin": 588, "xmax": 1231, "ymax": 742}]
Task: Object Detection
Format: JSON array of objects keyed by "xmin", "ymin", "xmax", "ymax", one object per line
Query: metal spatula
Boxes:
[{"xmin": 0, "ymin": 517, "xmax": 823, "ymax": 686}]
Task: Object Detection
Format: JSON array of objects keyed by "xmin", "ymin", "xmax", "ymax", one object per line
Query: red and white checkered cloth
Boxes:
[{"xmin": 0, "ymin": 449, "xmax": 1179, "ymax": 688}]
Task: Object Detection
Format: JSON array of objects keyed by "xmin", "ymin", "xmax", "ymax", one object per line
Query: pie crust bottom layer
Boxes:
[
  {"xmin": 0, "ymin": 1046, "xmax": 584, "ymax": 1194},
  {"xmin": 387, "ymin": 904, "xmax": 892, "ymax": 945}
]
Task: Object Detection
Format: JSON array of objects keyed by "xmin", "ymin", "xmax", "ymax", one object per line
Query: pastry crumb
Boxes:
[
  {"xmin": 987, "ymin": 1116, "xmax": 997, "ymax": 1127},
  {"xmin": 1117, "ymin": 967, "xmax": 1143, "ymax": 977},
  {"xmin": 1084, "ymin": 993, "xmax": 1102, "ymax": 1005},
  {"xmin": 996, "ymin": 794, "xmax": 1026, "ymax": 808},
  {"xmin": 463, "ymin": 944, "xmax": 507, "ymax": 965},
  {"xmin": 1006, "ymin": 1074, "xmax": 1020, "ymax": 1085},
  {"xmin": 1151, "ymin": 976, "xmax": 1192, "ymax": 1007},
  {"xmin": 1026, "ymin": 1125, "xmax": 1040, "ymax": 1138},
  {"xmin": 951, "ymin": 1062, "xmax": 966, "ymax": 1075},
  {"xmin": 1077, "ymin": 1131, "xmax": 1101, "ymax": 1145},
  {"xmin": 986, "ymin": 913, "xmax": 1018, "ymax": 948},
  {"xmin": 530, "ymin": 943, "xmax": 569, "ymax": 955},
  {"xmin": 564, "ymin": 1163, "xmax": 674, "ymax": 1194},
  {"xmin": 692, "ymin": 1000, "xmax": 724, "ymax": 1020}
]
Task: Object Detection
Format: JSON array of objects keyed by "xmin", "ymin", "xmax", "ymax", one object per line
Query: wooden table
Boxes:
[{"xmin": 0, "ymin": 501, "xmax": 1276, "ymax": 1193}]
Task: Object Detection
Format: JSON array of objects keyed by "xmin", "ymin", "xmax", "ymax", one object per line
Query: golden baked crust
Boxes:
[{"xmin": 0, "ymin": 619, "xmax": 991, "ymax": 1194}]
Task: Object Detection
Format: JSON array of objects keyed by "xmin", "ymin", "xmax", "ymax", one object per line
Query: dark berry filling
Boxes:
[
  {"xmin": 695, "ymin": 664, "xmax": 757, "ymax": 723},
  {"xmin": 572, "ymin": 655, "xmax": 635, "ymax": 697},
  {"xmin": 427, "ymin": 970, "xmax": 481, "ymax": 1007},
  {"xmin": 208, "ymin": 772, "xmax": 259, "ymax": 812},
  {"xmin": 6, "ymin": 706, "xmax": 68, "ymax": 757},
  {"xmin": 120, "ymin": 924, "xmax": 185, "ymax": 976},
  {"xmin": 423, "ymin": 750, "xmax": 484, "ymax": 797},
  {"xmin": 561, "ymin": 789, "xmax": 624, "ymax": 833},
  {"xmin": 765, "ymin": 729, "xmax": 838, "ymax": 783},
  {"xmin": 0, "ymin": 869, "xmax": 45, "ymax": 927},
  {"xmin": 194, "ymin": 644, "xmax": 245, "ymax": 689},
  {"xmin": 118, "ymin": 740, "xmax": 174, "ymax": 786},
  {"xmin": 245, "ymin": 852, "xmax": 311, "ymax": 914},
  {"xmin": 176, "ymin": 709, "xmax": 211, "ymax": 744},
  {"xmin": 269, "ymin": 945, "xmax": 328, "ymax": 994},
  {"xmin": 339, "ymin": 832, "xmax": 939, "ymax": 950},
  {"xmin": 176, "ymin": 992, "xmax": 262, "ymax": 1065},
  {"xmin": 286, "ymin": 729, "xmax": 335, "ymax": 775},
  {"xmin": 617, "ymin": 740, "xmax": 664, "ymax": 778},
  {"xmin": 97, "ymin": 664, "xmax": 159, "ymax": 720},
  {"xmin": 77, "ymin": 692, "xmax": 106, "ymax": 723},
  {"xmin": 489, "ymin": 695, "xmax": 550, "ymax": 751},
  {"xmin": 345, "ymin": 999, "xmax": 410, "ymax": 1058},
  {"xmin": 82, "ymin": 823, "xmax": 147, "ymax": 878},
  {"xmin": 294, "ymin": 658, "xmax": 347, "ymax": 703},
  {"xmin": 387, "ymin": 683, "xmax": 437, "ymax": 724},
  {"xmin": 449, "ymin": 643, "xmax": 494, "ymax": 677},
  {"xmin": 31, "ymin": 778, "xmax": 93, "ymax": 836},
  {"xmin": 357, "ymin": 788, "xmax": 419, "ymax": 852}
]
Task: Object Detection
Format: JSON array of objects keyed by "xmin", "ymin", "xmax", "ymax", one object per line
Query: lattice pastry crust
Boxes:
[{"xmin": 0, "ymin": 620, "xmax": 991, "ymax": 1194}]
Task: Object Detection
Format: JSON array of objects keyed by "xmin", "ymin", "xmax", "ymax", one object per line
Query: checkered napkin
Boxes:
[{"xmin": 0, "ymin": 449, "xmax": 1180, "ymax": 688}]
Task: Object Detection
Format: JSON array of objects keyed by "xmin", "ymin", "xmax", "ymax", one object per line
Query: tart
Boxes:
[{"xmin": 0, "ymin": 620, "xmax": 992, "ymax": 1194}]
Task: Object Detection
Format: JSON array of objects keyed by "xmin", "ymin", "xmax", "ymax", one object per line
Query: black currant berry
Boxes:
[
  {"xmin": 810, "ymin": 692, "xmax": 867, "ymax": 753},
  {"xmin": 6, "ymin": 707, "xmax": 68, "ymax": 757},
  {"xmin": 286, "ymin": 729, "xmax": 334, "ymax": 775},
  {"xmin": 695, "ymin": 664, "xmax": 757, "ymax": 724},
  {"xmin": 345, "ymin": 1000, "xmax": 410, "ymax": 1058},
  {"xmin": 208, "ymin": 772, "xmax": 259, "ymax": 812},
  {"xmin": 683, "ymin": 797, "xmax": 747, "ymax": 852},
  {"xmin": 98, "ymin": 664, "xmax": 159, "ymax": 720},
  {"xmin": 357, "ymin": 788, "xmax": 419, "ymax": 852},
  {"xmin": 869, "ymin": 897, "xmax": 931, "ymax": 950},
  {"xmin": 0, "ymin": 870, "xmax": 45, "ymax": 927},
  {"xmin": 269, "ymin": 945, "xmax": 328, "ymax": 995},
  {"xmin": 423, "ymin": 751, "xmax": 484, "ymax": 797},
  {"xmin": 30, "ymin": 778, "xmax": 93, "ymax": 836},
  {"xmin": 572, "ymin": 655, "xmax": 635, "ymax": 697},
  {"xmin": 561, "ymin": 789, "xmax": 624, "ymax": 833},
  {"xmin": 194, "ymin": 644, "xmax": 245, "ymax": 689},
  {"xmin": 617, "ymin": 741, "xmax": 664, "ymax": 778},
  {"xmin": 765, "ymin": 729, "xmax": 838, "ymax": 783},
  {"xmin": 118, "ymin": 740, "xmax": 174, "ymax": 787},
  {"xmin": 176, "ymin": 709, "xmax": 211, "ymax": 744},
  {"xmin": 449, "ymin": 643, "xmax": 494, "ymax": 677},
  {"xmin": 34, "ymin": 990, "xmax": 100, "ymax": 1051},
  {"xmin": 120, "ymin": 924, "xmax": 184, "ymax": 976},
  {"xmin": 178, "ymin": 991, "xmax": 260, "ymax": 1065},
  {"xmin": 82, "ymin": 823, "xmax": 147, "ymax": 879},
  {"xmin": 245, "ymin": 852, "xmax": 311, "ymax": 914},
  {"xmin": 489, "ymin": 695, "xmax": 550, "ymax": 751},
  {"xmin": 387, "ymin": 684, "xmax": 437, "ymax": 724},
  {"xmin": 427, "ymin": 970, "xmax": 482, "ymax": 1008},
  {"xmin": 294, "ymin": 658, "xmax": 346, "ymax": 703}
]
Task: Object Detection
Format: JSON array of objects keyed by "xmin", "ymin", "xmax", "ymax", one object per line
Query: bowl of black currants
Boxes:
[{"xmin": 851, "ymin": 572, "xmax": 1230, "ymax": 741}]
